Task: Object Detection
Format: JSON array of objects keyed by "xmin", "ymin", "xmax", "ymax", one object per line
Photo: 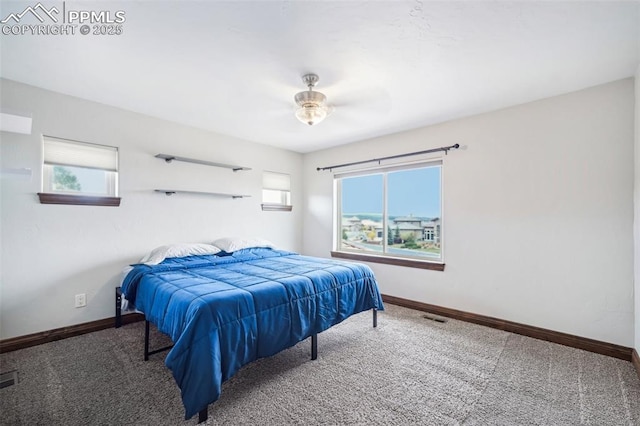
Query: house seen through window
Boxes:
[{"xmin": 335, "ymin": 160, "xmax": 442, "ymax": 262}]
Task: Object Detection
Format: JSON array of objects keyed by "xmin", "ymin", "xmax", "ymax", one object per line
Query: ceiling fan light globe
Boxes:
[{"xmin": 295, "ymin": 104, "xmax": 328, "ymax": 126}]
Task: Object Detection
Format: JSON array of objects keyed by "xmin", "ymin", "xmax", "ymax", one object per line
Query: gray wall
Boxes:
[
  {"xmin": 635, "ymin": 67, "xmax": 640, "ymax": 353},
  {"xmin": 1, "ymin": 77, "xmax": 637, "ymax": 349},
  {"xmin": 303, "ymin": 79, "xmax": 636, "ymax": 346},
  {"xmin": 0, "ymin": 79, "xmax": 303, "ymax": 339}
]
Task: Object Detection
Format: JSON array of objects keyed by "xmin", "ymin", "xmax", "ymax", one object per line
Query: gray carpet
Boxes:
[{"xmin": 1, "ymin": 304, "xmax": 639, "ymax": 425}]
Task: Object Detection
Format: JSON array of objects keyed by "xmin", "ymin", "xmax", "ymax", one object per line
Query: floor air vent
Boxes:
[
  {"xmin": 423, "ymin": 314, "xmax": 447, "ymax": 323},
  {"xmin": 0, "ymin": 370, "xmax": 18, "ymax": 389}
]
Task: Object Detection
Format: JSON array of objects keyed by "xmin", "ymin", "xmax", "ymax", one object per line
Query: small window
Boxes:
[
  {"xmin": 262, "ymin": 171, "xmax": 291, "ymax": 211},
  {"xmin": 38, "ymin": 136, "xmax": 120, "ymax": 206}
]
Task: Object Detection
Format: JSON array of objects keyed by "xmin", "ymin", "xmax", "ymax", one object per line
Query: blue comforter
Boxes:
[{"xmin": 121, "ymin": 248, "xmax": 384, "ymax": 419}]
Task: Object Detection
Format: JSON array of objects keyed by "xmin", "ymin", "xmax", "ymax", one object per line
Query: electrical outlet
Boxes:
[{"xmin": 75, "ymin": 293, "xmax": 86, "ymax": 308}]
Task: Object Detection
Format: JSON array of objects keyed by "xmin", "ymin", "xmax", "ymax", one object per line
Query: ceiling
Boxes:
[{"xmin": 1, "ymin": 1, "xmax": 639, "ymax": 153}]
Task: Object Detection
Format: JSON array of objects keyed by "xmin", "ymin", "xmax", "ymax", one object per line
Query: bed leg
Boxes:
[
  {"xmin": 144, "ymin": 320, "xmax": 150, "ymax": 361},
  {"xmin": 373, "ymin": 308, "xmax": 377, "ymax": 328},
  {"xmin": 311, "ymin": 333, "xmax": 317, "ymax": 360},
  {"xmin": 142, "ymin": 321, "xmax": 174, "ymax": 359},
  {"xmin": 198, "ymin": 407, "xmax": 208, "ymax": 423},
  {"xmin": 115, "ymin": 287, "xmax": 122, "ymax": 328}
]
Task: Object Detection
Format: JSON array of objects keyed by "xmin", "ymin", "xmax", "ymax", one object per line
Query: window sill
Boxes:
[
  {"xmin": 37, "ymin": 193, "xmax": 121, "ymax": 207},
  {"xmin": 331, "ymin": 251, "xmax": 445, "ymax": 271},
  {"xmin": 261, "ymin": 203, "xmax": 292, "ymax": 212}
]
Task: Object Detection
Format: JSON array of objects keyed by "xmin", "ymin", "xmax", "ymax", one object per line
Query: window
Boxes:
[
  {"xmin": 262, "ymin": 171, "xmax": 292, "ymax": 211},
  {"xmin": 38, "ymin": 136, "xmax": 120, "ymax": 206},
  {"xmin": 334, "ymin": 160, "xmax": 443, "ymax": 269}
]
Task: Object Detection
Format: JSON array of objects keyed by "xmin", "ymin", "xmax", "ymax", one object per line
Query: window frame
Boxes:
[
  {"xmin": 38, "ymin": 136, "xmax": 121, "ymax": 206},
  {"xmin": 332, "ymin": 159, "xmax": 445, "ymax": 271}
]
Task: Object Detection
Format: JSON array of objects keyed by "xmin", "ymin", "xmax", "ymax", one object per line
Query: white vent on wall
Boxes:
[
  {"xmin": 0, "ymin": 110, "xmax": 32, "ymax": 135},
  {"xmin": 0, "ymin": 168, "xmax": 32, "ymax": 180}
]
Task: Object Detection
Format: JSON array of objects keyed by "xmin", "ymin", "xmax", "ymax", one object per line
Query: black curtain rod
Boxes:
[{"xmin": 316, "ymin": 143, "xmax": 460, "ymax": 172}]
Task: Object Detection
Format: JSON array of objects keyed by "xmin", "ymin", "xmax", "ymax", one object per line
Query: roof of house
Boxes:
[{"xmin": 393, "ymin": 216, "xmax": 423, "ymax": 222}]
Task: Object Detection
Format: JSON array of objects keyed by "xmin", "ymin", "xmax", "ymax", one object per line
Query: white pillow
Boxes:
[
  {"xmin": 212, "ymin": 237, "xmax": 274, "ymax": 253},
  {"xmin": 139, "ymin": 243, "xmax": 221, "ymax": 265}
]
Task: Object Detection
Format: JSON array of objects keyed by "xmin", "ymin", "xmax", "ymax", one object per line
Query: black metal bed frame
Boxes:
[{"xmin": 115, "ymin": 286, "xmax": 378, "ymax": 423}]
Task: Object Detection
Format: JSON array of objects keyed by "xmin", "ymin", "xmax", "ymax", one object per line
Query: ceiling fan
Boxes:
[
  {"xmin": 273, "ymin": 72, "xmax": 390, "ymax": 128},
  {"xmin": 294, "ymin": 73, "xmax": 333, "ymax": 126}
]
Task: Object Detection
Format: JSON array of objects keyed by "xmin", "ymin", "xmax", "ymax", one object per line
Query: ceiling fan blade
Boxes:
[{"xmin": 330, "ymin": 86, "xmax": 392, "ymax": 115}]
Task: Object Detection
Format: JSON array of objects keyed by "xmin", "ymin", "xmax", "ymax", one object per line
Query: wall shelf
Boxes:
[
  {"xmin": 154, "ymin": 154, "xmax": 251, "ymax": 198},
  {"xmin": 154, "ymin": 189, "xmax": 250, "ymax": 199},
  {"xmin": 155, "ymin": 154, "xmax": 251, "ymax": 172}
]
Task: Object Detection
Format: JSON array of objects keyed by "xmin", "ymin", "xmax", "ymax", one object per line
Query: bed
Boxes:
[{"xmin": 116, "ymin": 242, "xmax": 384, "ymax": 422}]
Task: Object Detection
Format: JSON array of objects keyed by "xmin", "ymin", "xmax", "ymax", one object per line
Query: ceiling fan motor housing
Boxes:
[{"xmin": 295, "ymin": 90, "xmax": 327, "ymax": 106}]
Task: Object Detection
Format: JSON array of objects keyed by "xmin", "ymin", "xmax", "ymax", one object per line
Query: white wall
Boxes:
[
  {"xmin": 2, "ymin": 77, "xmax": 636, "ymax": 348},
  {"xmin": 635, "ymin": 67, "xmax": 640, "ymax": 352},
  {"xmin": 0, "ymin": 79, "xmax": 303, "ymax": 340},
  {"xmin": 303, "ymin": 79, "xmax": 635, "ymax": 346}
]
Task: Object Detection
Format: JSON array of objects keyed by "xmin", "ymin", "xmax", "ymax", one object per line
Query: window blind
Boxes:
[
  {"xmin": 262, "ymin": 171, "xmax": 290, "ymax": 191},
  {"xmin": 43, "ymin": 136, "xmax": 118, "ymax": 172}
]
